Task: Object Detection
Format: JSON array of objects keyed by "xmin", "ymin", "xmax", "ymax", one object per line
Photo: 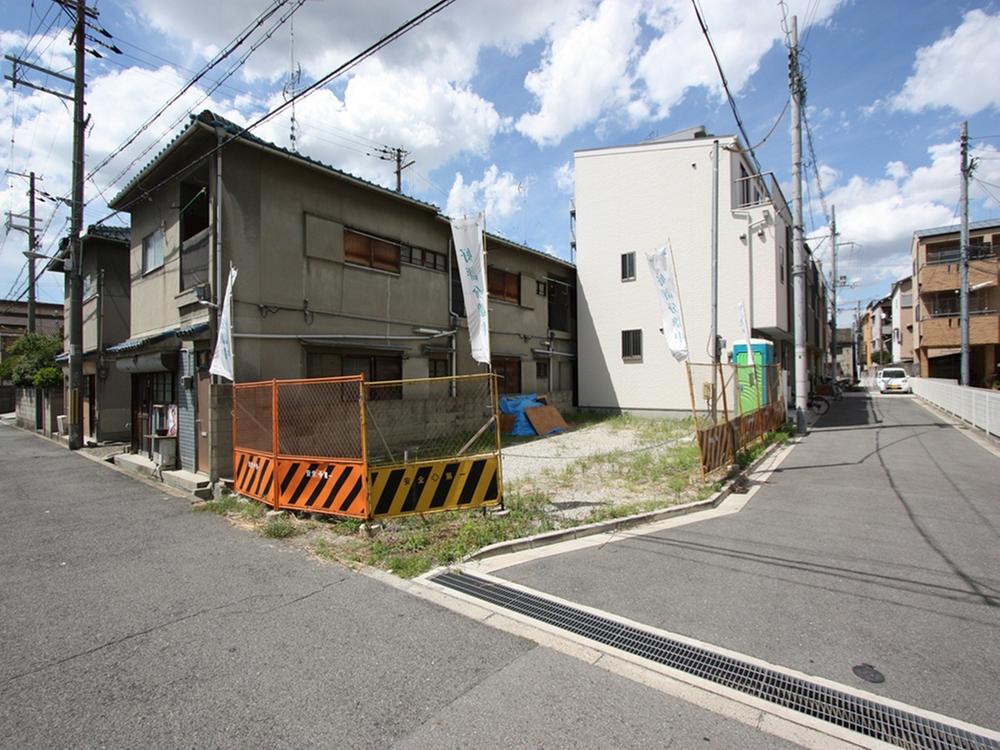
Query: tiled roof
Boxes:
[
  {"xmin": 914, "ymin": 218, "xmax": 1000, "ymax": 239},
  {"xmin": 111, "ymin": 110, "xmax": 440, "ymax": 214}
]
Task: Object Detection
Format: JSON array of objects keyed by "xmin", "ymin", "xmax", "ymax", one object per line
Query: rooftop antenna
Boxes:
[{"xmin": 282, "ymin": 13, "xmax": 303, "ymax": 151}]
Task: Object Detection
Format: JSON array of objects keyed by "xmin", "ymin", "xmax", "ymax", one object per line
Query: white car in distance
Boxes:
[{"xmin": 879, "ymin": 367, "xmax": 910, "ymax": 394}]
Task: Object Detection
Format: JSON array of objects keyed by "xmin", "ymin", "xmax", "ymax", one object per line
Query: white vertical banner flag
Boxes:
[
  {"xmin": 737, "ymin": 300, "xmax": 751, "ymax": 347},
  {"xmin": 450, "ymin": 216, "xmax": 491, "ymax": 364},
  {"xmin": 646, "ymin": 245, "xmax": 688, "ymax": 362},
  {"xmin": 209, "ymin": 265, "xmax": 238, "ymax": 381}
]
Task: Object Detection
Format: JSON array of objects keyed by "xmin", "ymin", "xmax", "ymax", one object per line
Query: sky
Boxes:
[{"xmin": 1, "ymin": 0, "xmax": 999, "ymax": 326}]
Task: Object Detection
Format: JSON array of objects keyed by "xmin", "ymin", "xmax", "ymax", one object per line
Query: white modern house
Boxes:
[{"xmin": 574, "ymin": 125, "xmax": 812, "ymax": 414}]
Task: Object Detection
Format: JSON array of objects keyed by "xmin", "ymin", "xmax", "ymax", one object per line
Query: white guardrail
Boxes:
[{"xmin": 911, "ymin": 377, "xmax": 1000, "ymax": 439}]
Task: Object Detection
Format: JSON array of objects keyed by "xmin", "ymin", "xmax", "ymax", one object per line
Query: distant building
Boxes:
[
  {"xmin": 0, "ymin": 299, "xmax": 63, "ymax": 412},
  {"xmin": 911, "ymin": 219, "xmax": 999, "ymax": 384},
  {"xmin": 48, "ymin": 225, "xmax": 132, "ymax": 442},
  {"xmin": 834, "ymin": 327, "xmax": 855, "ymax": 380},
  {"xmin": 890, "ymin": 275, "xmax": 914, "ymax": 366},
  {"xmin": 860, "ymin": 296, "xmax": 892, "ymax": 371}
]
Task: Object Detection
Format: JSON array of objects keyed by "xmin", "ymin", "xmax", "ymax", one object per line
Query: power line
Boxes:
[
  {"xmin": 89, "ymin": 0, "xmax": 460, "ymax": 228},
  {"xmin": 690, "ymin": 0, "xmax": 763, "ymax": 176},
  {"xmin": 84, "ymin": 1, "xmax": 296, "ymax": 187}
]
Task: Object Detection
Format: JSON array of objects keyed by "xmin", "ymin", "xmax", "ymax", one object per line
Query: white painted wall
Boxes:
[{"xmin": 575, "ymin": 135, "xmax": 789, "ymax": 412}]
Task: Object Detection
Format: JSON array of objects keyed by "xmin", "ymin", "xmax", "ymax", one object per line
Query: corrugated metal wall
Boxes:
[{"xmin": 178, "ymin": 349, "xmax": 197, "ymax": 470}]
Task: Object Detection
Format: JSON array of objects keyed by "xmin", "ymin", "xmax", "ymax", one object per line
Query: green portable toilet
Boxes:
[{"xmin": 732, "ymin": 339, "xmax": 774, "ymax": 414}]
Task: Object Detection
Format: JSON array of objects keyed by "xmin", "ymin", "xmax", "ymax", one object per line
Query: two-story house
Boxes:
[
  {"xmin": 573, "ymin": 125, "xmax": 805, "ymax": 414},
  {"xmin": 912, "ymin": 219, "xmax": 999, "ymax": 384},
  {"xmin": 46, "ymin": 225, "xmax": 131, "ymax": 443},
  {"xmin": 107, "ymin": 111, "xmax": 575, "ymax": 485}
]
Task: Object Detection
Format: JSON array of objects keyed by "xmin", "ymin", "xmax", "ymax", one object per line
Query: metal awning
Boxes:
[{"xmin": 176, "ymin": 322, "xmax": 210, "ymax": 338}]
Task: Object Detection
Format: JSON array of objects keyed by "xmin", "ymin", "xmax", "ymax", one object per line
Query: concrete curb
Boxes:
[{"xmin": 464, "ymin": 433, "xmax": 796, "ymax": 563}]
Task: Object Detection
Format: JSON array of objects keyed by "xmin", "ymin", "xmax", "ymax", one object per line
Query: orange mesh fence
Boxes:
[
  {"xmin": 233, "ymin": 381, "xmax": 274, "ymax": 454},
  {"xmin": 275, "ymin": 376, "xmax": 363, "ymax": 460}
]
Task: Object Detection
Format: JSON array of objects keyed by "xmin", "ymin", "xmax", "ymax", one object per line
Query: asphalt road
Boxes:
[
  {"xmin": 0, "ymin": 422, "xmax": 790, "ymax": 749},
  {"xmin": 500, "ymin": 393, "xmax": 1000, "ymax": 731}
]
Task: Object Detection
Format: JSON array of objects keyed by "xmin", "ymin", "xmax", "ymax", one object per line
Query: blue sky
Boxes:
[{"xmin": 2, "ymin": 0, "xmax": 999, "ymax": 325}]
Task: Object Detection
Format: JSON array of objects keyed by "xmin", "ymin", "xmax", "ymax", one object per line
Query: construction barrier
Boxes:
[
  {"xmin": 232, "ymin": 373, "xmax": 503, "ymax": 520},
  {"xmin": 686, "ymin": 362, "xmax": 787, "ymax": 476}
]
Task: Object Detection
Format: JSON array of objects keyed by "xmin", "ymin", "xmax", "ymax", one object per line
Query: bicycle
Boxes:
[{"xmin": 807, "ymin": 392, "xmax": 830, "ymax": 415}]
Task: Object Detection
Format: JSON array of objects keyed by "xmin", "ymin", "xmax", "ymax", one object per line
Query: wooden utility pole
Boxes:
[
  {"xmin": 67, "ymin": 0, "xmax": 87, "ymax": 450},
  {"xmin": 4, "ymin": 170, "xmax": 39, "ymax": 332}
]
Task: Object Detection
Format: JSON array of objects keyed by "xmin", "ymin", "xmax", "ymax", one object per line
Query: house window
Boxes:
[
  {"xmin": 343, "ymin": 354, "xmax": 402, "ymax": 399},
  {"xmin": 344, "ymin": 229, "xmax": 400, "ymax": 272},
  {"xmin": 536, "ymin": 360, "xmax": 549, "ymax": 381},
  {"xmin": 180, "ymin": 183, "xmax": 210, "ymax": 291},
  {"xmin": 401, "ymin": 245, "xmax": 447, "ymax": 272},
  {"xmin": 621, "ymin": 252, "xmax": 636, "ymax": 281},
  {"xmin": 82, "ymin": 274, "xmax": 95, "ymax": 299},
  {"xmin": 492, "ymin": 357, "xmax": 521, "ymax": 394},
  {"xmin": 429, "ymin": 357, "xmax": 449, "ymax": 378},
  {"xmin": 548, "ymin": 278, "xmax": 573, "ymax": 332},
  {"xmin": 536, "ymin": 280, "xmax": 547, "ymax": 296},
  {"xmin": 622, "ymin": 329, "xmax": 642, "ymax": 360},
  {"xmin": 142, "ymin": 230, "xmax": 164, "ymax": 273},
  {"xmin": 149, "ymin": 371, "xmax": 175, "ymax": 404},
  {"xmin": 450, "ymin": 257, "xmax": 466, "ymax": 317},
  {"xmin": 488, "ymin": 266, "xmax": 520, "ymax": 304}
]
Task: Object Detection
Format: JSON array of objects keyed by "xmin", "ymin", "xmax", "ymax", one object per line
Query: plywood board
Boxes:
[
  {"xmin": 499, "ymin": 414, "xmax": 517, "ymax": 435},
  {"xmin": 525, "ymin": 405, "xmax": 570, "ymax": 436}
]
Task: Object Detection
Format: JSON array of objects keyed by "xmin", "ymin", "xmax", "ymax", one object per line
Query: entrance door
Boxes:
[
  {"xmin": 85, "ymin": 374, "xmax": 96, "ymax": 440},
  {"xmin": 196, "ymin": 368, "xmax": 210, "ymax": 474}
]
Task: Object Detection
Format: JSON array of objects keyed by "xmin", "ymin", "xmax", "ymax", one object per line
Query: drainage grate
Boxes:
[{"xmin": 432, "ymin": 570, "xmax": 999, "ymax": 750}]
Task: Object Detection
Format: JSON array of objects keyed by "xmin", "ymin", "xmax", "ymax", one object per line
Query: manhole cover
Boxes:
[{"xmin": 852, "ymin": 663, "xmax": 885, "ymax": 684}]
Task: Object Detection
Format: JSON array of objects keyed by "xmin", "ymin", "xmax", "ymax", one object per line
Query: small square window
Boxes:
[
  {"xmin": 142, "ymin": 230, "xmax": 164, "ymax": 273},
  {"xmin": 536, "ymin": 361, "xmax": 549, "ymax": 380},
  {"xmin": 622, "ymin": 329, "xmax": 642, "ymax": 360},
  {"xmin": 429, "ymin": 357, "xmax": 449, "ymax": 378},
  {"xmin": 621, "ymin": 252, "xmax": 636, "ymax": 282},
  {"xmin": 536, "ymin": 280, "xmax": 547, "ymax": 296}
]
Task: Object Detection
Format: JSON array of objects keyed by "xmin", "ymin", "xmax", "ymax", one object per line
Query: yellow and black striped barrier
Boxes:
[{"xmin": 368, "ymin": 455, "xmax": 500, "ymax": 519}]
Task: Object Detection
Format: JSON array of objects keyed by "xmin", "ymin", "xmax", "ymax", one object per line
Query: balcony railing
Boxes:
[
  {"xmin": 925, "ymin": 243, "xmax": 998, "ymax": 266},
  {"xmin": 733, "ymin": 171, "xmax": 776, "ymax": 210},
  {"xmin": 929, "ymin": 307, "xmax": 997, "ymax": 318}
]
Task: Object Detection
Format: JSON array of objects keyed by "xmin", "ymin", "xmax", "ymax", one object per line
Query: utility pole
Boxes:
[
  {"xmin": 67, "ymin": 0, "xmax": 87, "ymax": 451},
  {"xmin": 710, "ymin": 138, "xmax": 720, "ymax": 420},
  {"xmin": 27, "ymin": 171, "xmax": 37, "ymax": 333},
  {"xmin": 829, "ymin": 204, "xmax": 837, "ymax": 378},
  {"xmin": 4, "ymin": 170, "xmax": 39, "ymax": 332},
  {"xmin": 789, "ymin": 16, "xmax": 808, "ymax": 431},
  {"xmin": 959, "ymin": 121, "xmax": 971, "ymax": 387},
  {"xmin": 374, "ymin": 146, "xmax": 414, "ymax": 193}
]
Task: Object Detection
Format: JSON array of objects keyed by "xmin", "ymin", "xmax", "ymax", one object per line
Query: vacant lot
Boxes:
[{"xmin": 195, "ymin": 413, "xmax": 728, "ymax": 578}]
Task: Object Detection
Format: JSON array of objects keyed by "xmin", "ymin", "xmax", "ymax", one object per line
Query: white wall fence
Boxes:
[{"xmin": 911, "ymin": 377, "xmax": 1000, "ymax": 439}]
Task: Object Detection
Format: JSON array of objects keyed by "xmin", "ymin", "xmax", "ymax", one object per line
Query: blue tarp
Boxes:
[
  {"xmin": 499, "ymin": 394, "xmax": 545, "ymax": 436},
  {"xmin": 498, "ymin": 393, "xmax": 567, "ymax": 437}
]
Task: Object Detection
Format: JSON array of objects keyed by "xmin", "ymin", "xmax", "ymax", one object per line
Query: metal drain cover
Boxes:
[
  {"xmin": 432, "ymin": 570, "xmax": 999, "ymax": 750},
  {"xmin": 853, "ymin": 663, "xmax": 886, "ymax": 684}
]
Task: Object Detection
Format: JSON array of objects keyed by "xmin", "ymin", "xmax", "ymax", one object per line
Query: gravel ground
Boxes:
[{"xmin": 501, "ymin": 421, "xmax": 696, "ymax": 520}]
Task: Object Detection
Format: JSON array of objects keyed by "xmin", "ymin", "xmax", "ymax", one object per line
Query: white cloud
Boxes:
[
  {"xmin": 515, "ymin": 0, "xmax": 642, "ymax": 145},
  {"xmin": 446, "ymin": 164, "xmax": 525, "ymax": 221},
  {"xmin": 516, "ymin": 0, "xmax": 845, "ymax": 146},
  {"xmin": 253, "ymin": 61, "xmax": 509, "ymax": 192},
  {"xmin": 554, "ymin": 161, "xmax": 575, "ymax": 194},
  {"xmin": 815, "ymin": 141, "xmax": 1000, "ymax": 286},
  {"xmin": 891, "ymin": 9, "xmax": 1000, "ymax": 115}
]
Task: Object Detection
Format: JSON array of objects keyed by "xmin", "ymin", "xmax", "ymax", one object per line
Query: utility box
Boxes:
[{"xmin": 732, "ymin": 339, "xmax": 774, "ymax": 414}]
